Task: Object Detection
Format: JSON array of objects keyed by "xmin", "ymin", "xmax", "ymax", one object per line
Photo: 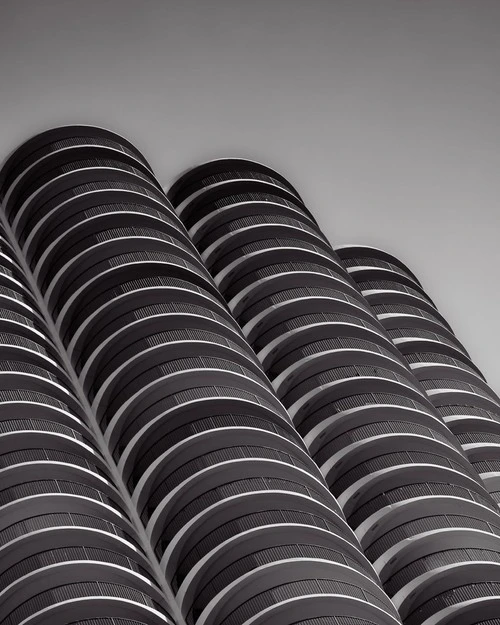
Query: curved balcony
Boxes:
[
  {"xmin": 120, "ymin": 397, "xmax": 303, "ymax": 487},
  {"xmin": 57, "ymin": 252, "xmax": 227, "ymax": 346},
  {"xmin": 195, "ymin": 559, "xmax": 400, "ymax": 625},
  {"xmin": 242, "ymin": 289, "xmax": 379, "ymax": 351},
  {"xmin": 132, "ymin": 425, "xmax": 320, "ymax": 516},
  {"xmin": 268, "ymin": 335, "xmax": 412, "ymax": 388},
  {"xmin": 0, "ymin": 305, "xmax": 54, "ymax": 347},
  {"xmin": 323, "ymin": 431, "xmax": 478, "ymax": 497},
  {"xmin": 230, "ymin": 267, "xmax": 368, "ymax": 327},
  {"xmin": 357, "ymin": 281, "xmax": 439, "ymax": 315},
  {"xmin": 397, "ymin": 562, "xmax": 500, "ymax": 625},
  {"xmin": 254, "ymin": 309, "xmax": 390, "ymax": 357},
  {"xmin": 0, "ymin": 577, "xmax": 171, "ymax": 625},
  {"xmin": 141, "ymin": 448, "xmax": 325, "ymax": 533},
  {"xmin": 68, "ymin": 275, "xmax": 237, "ymax": 366},
  {"xmin": 148, "ymin": 457, "xmax": 344, "ymax": 556},
  {"xmin": 168, "ymin": 159, "xmax": 304, "ymax": 208},
  {"xmin": 0, "ymin": 332, "xmax": 71, "ymax": 387},
  {"xmin": 199, "ymin": 212, "xmax": 328, "ymax": 261},
  {"xmin": 348, "ymin": 267, "xmax": 430, "ymax": 304},
  {"xmin": 416, "ymin": 365, "xmax": 500, "ymax": 404},
  {"xmin": 361, "ymin": 495, "xmax": 500, "ymax": 560},
  {"xmin": 382, "ymin": 311, "xmax": 470, "ymax": 355},
  {"xmin": 238, "ymin": 275, "xmax": 374, "ymax": 337},
  {"xmin": 24, "ymin": 180, "xmax": 188, "ymax": 265},
  {"xmin": 34, "ymin": 208, "xmax": 196, "ymax": 283},
  {"xmin": 288, "ymin": 375, "xmax": 432, "ymax": 431},
  {"xmin": 4, "ymin": 146, "xmax": 155, "ymax": 223},
  {"xmin": 307, "ymin": 402, "xmax": 457, "ymax": 459},
  {"xmin": 10, "ymin": 158, "xmax": 163, "ymax": 239},
  {"xmin": 101, "ymin": 356, "xmax": 283, "ymax": 449},
  {"xmin": 41, "ymin": 225, "xmax": 200, "ymax": 295},
  {"xmin": 216, "ymin": 250, "xmax": 353, "ymax": 304},
  {"xmin": 79, "ymin": 305, "xmax": 254, "ymax": 391},
  {"xmin": 0, "ymin": 126, "xmax": 153, "ymax": 198},
  {"xmin": 89, "ymin": 331, "xmax": 268, "ymax": 411},
  {"xmin": 177, "ymin": 523, "xmax": 376, "ymax": 609},
  {"xmin": 359, "ymin": 289, "xmax": 452, "ymax": 333},
  {"xmin": 335, "ymin": 246, "xmax": 422, "ymax": 288},
  {"xmin": 347, "ymin": 464, "xmax": 496, "ymax": 534},
  {"xmin": 190, "ymin": 195, "xmax": 317, "ymax": 248},
  {"xmin": 407, "ymin": 354, "xmax": 488, "ymax": 388},
  {"xmin": 210, "ymin": 238, "xmax": 343, "ymax": 287},
  {"xmin": 0, "ymin": 268, "xmax": 39, "ymax": 310},
  {"xmin": 178, "ymin": 179, "xmax": 313, "ymax": 231}
]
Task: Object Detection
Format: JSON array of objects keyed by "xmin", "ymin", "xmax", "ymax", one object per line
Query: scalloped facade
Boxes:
[{"xmin": 0, "ymin": 126, "xmax": 498, "ymax": 625}]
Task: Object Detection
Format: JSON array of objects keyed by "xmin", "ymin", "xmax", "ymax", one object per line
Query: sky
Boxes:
[{"xmin": 1, "ymin": 0, "xmax": 500, "ymax": 391}]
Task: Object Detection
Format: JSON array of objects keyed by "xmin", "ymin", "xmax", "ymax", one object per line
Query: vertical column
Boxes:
[
  {"xmin": 169, "ymin": 159, "xmax": 500, "ymax": 625},
  {"xmin": 1, "ymin": 128, "xmax": 400, "ymax": 625}
]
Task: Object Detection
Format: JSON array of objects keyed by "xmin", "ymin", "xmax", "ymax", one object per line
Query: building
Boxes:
[
  {"xmin": 169, "ymin": 158, "xmax": 500, "ymax": 625},
  {"xmin": 0, "ymin": 127, "xmax": 400, "ymax": 625},
  {"xmin": 335, "ymin": 245, "xmax": 500, "ymax": 505},
  {"xmin": 0, "ymin": 126, "xmax": 498, "ymax": 625}
]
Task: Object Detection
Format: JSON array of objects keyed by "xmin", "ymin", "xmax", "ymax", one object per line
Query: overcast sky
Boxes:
[{"xmin": 1, "ymin": 0, "xmax": 499, "ymax": 391}]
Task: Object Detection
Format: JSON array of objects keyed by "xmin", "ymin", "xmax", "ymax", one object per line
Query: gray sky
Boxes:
[{"xmin": 1, "ymin": 0, "xmax": 500, "ymax": 391}]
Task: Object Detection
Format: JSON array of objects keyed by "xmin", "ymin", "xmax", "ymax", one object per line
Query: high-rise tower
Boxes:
[
  {"xmin": 335, "ymin": 245, "xmax": 500, "ymax": 505},
  {"xmin": 0, "ymin": 142, "xmax": 176, "ymax": 624},
  {"xmin": 169, "ymin": 159, "xmax": 500, "ymax": 625},
  {"xmin": 0, "ymin": 128, "xmax": 401, "ymax": 625},
  {"xmin": 2, "ymin": 125, "xmax": 500, "ymax": 625}
]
